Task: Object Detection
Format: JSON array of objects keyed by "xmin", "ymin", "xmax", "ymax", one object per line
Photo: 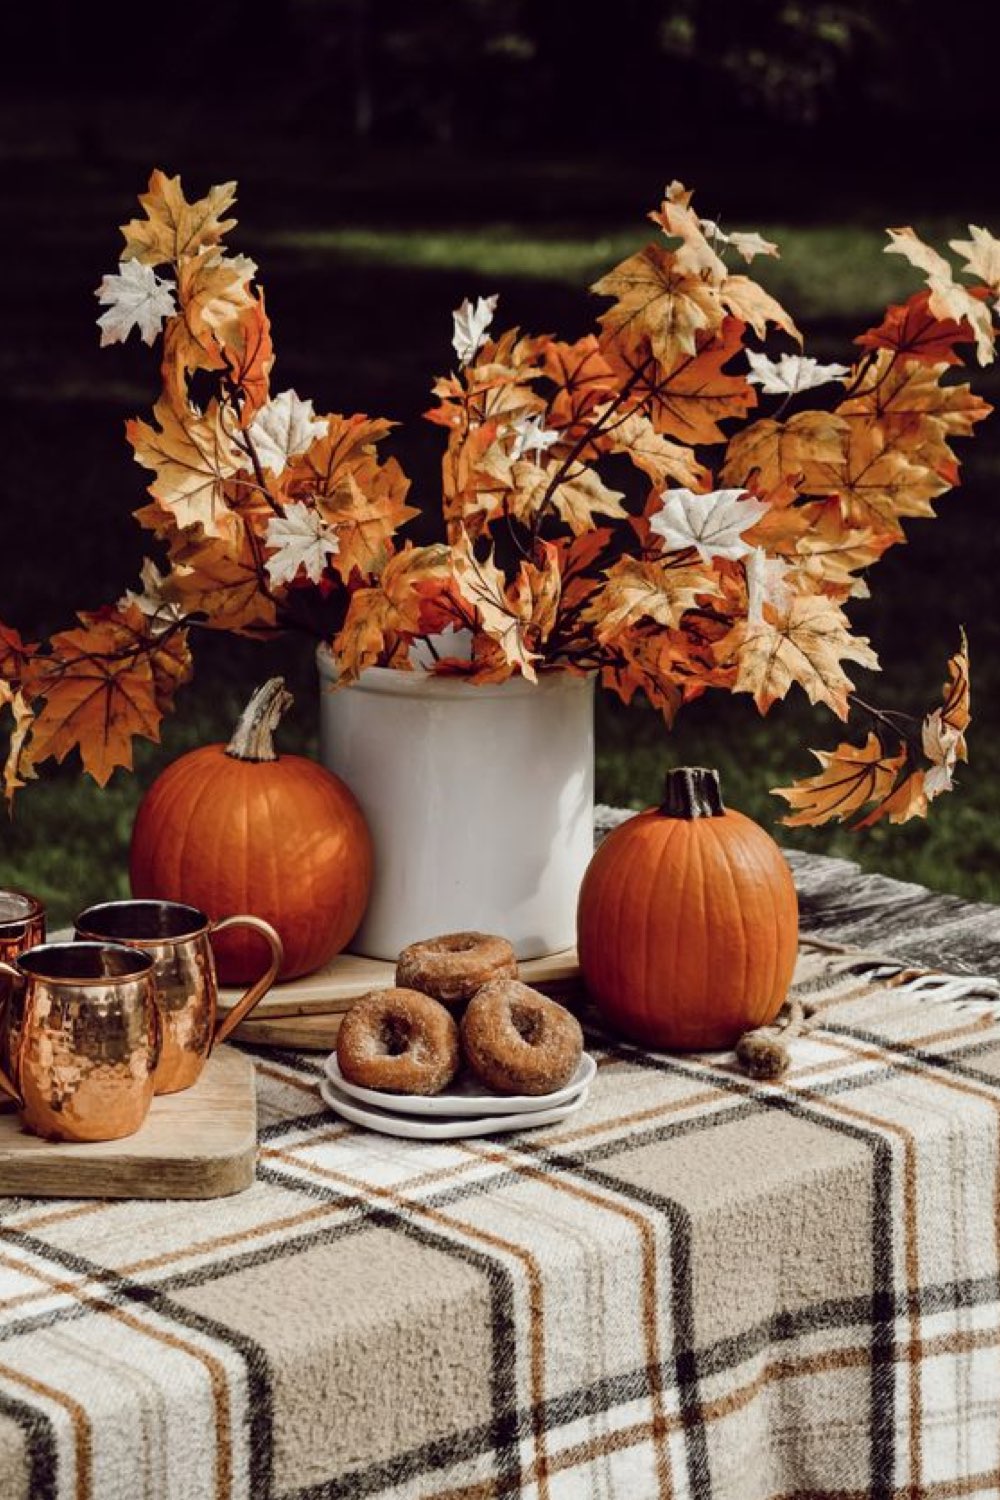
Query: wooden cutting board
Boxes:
[
  {"xmin": 0, "ymin": 1045, "xmax": 257, "ymax": 1200},
  {"xmin": 221, "ymin": 946, "xmax": 585, "ymax": 1051}
]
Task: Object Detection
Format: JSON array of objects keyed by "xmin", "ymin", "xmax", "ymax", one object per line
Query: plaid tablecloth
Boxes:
[{"xmin": 3, "ymin": 861, "xmax": 1000, "ymax": 1499}]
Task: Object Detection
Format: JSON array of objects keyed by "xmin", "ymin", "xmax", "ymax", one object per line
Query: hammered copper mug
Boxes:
[
  {"xmin": 0, "ymin": 941, "xmax": 160, "ymax": 1141},
  {"xmin": 0, "ymin": 889, "xmax": 46, "ymax": 963},
  {"xmin": 75, "ymin": 900, "xmax": 283, "ymax": 1094}
]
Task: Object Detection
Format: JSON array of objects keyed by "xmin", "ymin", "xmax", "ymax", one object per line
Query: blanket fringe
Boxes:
[{"xmin": 735, "ymin": 960, "xmax": 1000, "ymax": 1080}]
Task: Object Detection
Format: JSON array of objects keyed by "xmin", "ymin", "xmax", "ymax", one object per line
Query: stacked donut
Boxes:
[{"xmin": 337, "ymin": 932, "xmax": 584, "ymax": 1097}]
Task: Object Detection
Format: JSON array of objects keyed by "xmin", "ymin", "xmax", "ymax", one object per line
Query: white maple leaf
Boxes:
[
  {"xmin": 746, "ymin": 351, "xmax": 849, "ymax": 395},
  {"xmin": 452, "ymin": 294, "xmax": 499, "ymax": 366},
  {"xmin": 650, "ymin": 488, "xmax": 769, "ymax": 563},
  {"xmin": 699, "ymin": 219, "xmax": 779, "ymax": 263},
  {"xmin": 949, "ymin": 225, "xmax": 1000, "ymax": 293},
  {"xmin": 922, "ymin": 708, "xmax": 963, "ymax": 799},
  {"xmin": 265, "ymin": 502, "xmax": 339, "ymax": 587},
  {"xmin": 95, "ymin": 260, "xmax": 176, "ymax": 347},
  {"xmin": 118, "ymin": 558, "xmax": 186, "ymax": 634},
  {"xmin": 510, "ymin": 413, "xmax": 560, "ymax": 462},
  {"xmin": 745, "ymin": 548, "xmax": 795, "ymax": 625},
  {"xmin": 248, "ymin": 391, "xmax": 329, "ymax": 475}
]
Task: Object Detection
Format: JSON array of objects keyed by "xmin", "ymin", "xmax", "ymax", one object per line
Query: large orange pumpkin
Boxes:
[
  {"xmin": 577, "ymin": 767, "xmax": 798, "ymax": 1049},
  {"xmin": 130, "ymin": 678, "xmax": 373, "ymax": 983}
]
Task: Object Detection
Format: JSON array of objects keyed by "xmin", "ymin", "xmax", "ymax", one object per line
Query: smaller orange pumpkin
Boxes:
[
  {"xmin": 577, "ymin": 766, "xmax": 798, "ymax": 1050},
  {"xmin": 130, "ymin": 678, "xmax": 373, "ymax": 983}
]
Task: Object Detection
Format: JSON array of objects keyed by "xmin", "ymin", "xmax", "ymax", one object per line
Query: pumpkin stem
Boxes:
[
  {"xmin": 660, "ymin": 767, "xmax": 725, "ymax": 819},
  {"xmin": 226, "ymin": 678, "xmax": 294, "ymax": 763}
]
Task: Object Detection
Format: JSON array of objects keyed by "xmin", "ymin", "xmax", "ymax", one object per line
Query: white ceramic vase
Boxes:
[{"xmin": 316, "ymin": 648, "xmax": 595, "ymax": 961}]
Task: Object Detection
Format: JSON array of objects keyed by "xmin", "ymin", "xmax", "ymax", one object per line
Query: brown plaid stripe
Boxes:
[{"xmin": 3, "ymin": 942, "xmax": 1000, "ymax": 1500}]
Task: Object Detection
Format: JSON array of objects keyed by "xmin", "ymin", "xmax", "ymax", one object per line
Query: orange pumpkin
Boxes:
[
  {"xmin": 130, "ymin": 678, "xmax": 373, "ymax": 983},
  {"xmin": 577, "ymin": 767, "xmax": 798, "ymax": 1049}
]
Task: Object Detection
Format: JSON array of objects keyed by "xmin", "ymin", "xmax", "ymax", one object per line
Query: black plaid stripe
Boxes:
[{"xmin": 0, "ymin": 1387, "xmax": 58, "ymax": 1500}]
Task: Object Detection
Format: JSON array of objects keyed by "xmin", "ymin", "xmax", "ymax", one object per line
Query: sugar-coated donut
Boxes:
[
  {"xmin": 396, "ymin": 931, "xmax": 517, "ymax": 1006},
  {"xmin": 337, "ymin": 988, "xmax": 459, "ymax": 1095},
  {"xmin": 461, "ymin": 979, "xmax": 583, "ymax": 1095}
]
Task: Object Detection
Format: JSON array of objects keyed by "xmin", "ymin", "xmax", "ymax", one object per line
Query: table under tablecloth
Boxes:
[{"xmin": 2, "ymin": 845, "xmax": 1000, "ymax": 1500}]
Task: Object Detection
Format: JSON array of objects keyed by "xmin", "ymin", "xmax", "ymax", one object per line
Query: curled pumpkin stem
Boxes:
[{"xmin": 735, "ymin": 996, "xmax": 807, "ymax": 1082}]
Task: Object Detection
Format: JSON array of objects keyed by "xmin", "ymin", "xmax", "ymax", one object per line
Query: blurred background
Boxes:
[{"xmin": 1, "ymin": 0, "xmax": 998, "ymax": 924}]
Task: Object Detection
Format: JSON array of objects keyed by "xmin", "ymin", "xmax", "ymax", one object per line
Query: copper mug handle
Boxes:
[
  {"xmin": 210, "ymin": 916, "xmax": 284, "ymax": 1046},
  {"xmin": 0, "ymin": 960, "xmax": 25, "ymax": 1107}
]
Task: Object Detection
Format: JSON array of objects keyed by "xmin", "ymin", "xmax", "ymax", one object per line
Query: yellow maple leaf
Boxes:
[
  {"xmin": 773, "ymin": 732, "xmax": 907, "ymax": 827},
  {"xmin": 121, "ymin": 170, "xmax": 238, "ymax": 267},
  {"xmin": 507, "ymin": 459, "xmax": 627, "ymax": 536},
  {"xmin": 284, "ymin": 414, "xmax": 416, "ymax": 572},
  {"xmin": 718, "ymin": 594, "xmax": 879, "ymax": 718},
  {"xmin": 648, "ymin": 196, "xmax": 729, "ymax": 280},
  {"xmin": 807, "ymin": 420, "xmax": 948, "ymax": 532},
  {"xmin": 788, "ymin": 501, "xmax": 896, "ymax": 589},
  {"xmin": 0, "ymin": 684, "xmax": 35, "ymax": 806},
  {"xmin": 324, "ymin": 474, "xmax": 407, "ymax": 581},
  {"xmin": 720, "ymin": 274, "xmax": 801, "ymax": 345},
  {"xmin": 721, "ymin": 411, "xmax": 848, "ymax": 492},
  {"xmin": 164, "ymin": 250, "xmax": 257, "ymax": 380},
  {"xmin": 592, "ymin": 243, "xmax": 723, "ymax": 371},
  {"xmin": 440, "ymin": 422, "xmax": 513, "ymax": 537},
  {"xmin": 838, "ymin": 352, "xmax": 991, "ymax": 488},
  {"xmin": 603, "ymin": 408, "xmax": 708, "ymax": 489},
  {"xmin": 451, "ymin": 532, "xmax": 541, "ymax": 681},
  {"xmin": 586, "ymin": 557, "xmax": 714, "ymax": 640},
  {"xmin": 128, "ymin": 397, "xmax": 247, "ymax": 535}
]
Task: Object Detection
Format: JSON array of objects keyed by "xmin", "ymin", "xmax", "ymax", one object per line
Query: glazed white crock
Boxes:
[{"xmin": 316, "ymin": 648, "xmax": 595, "ymax": 960}]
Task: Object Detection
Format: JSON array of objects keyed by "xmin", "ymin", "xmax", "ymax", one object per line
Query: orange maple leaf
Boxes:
[
  {"xmin": 19, "ymin": 607, "xmax": 186, "ymax": 785},
  {"xmin": 334, "ymin": 546, "xmax": 455, "ymax": 684},
  {"xmin": 543, "ymin": 336, "xmax": 617, "ymax": 439},
  {"xmin": 165, "ymin": 526, "xmax": 278, "ymax": 634},
  {"xmin": 0, "ymin": 624, "xmax": 36, "ymax": 684},
  {"xmin": 221, "ymin": 295, "xmax": 275, "ymax": 424},
  {"xmin": 855, "ymin": 289, "xmax": 979, "ymax": 366},
  {"xmin": 773, "ymin": 732, "xmax": 907, "ymax": 827},
  {"xmin": 607, "ymin": 319, "xmax": 755, "ymax": 446}
]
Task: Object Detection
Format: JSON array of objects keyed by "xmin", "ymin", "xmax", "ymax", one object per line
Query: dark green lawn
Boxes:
[{"xmin": 1, "ymin": 138, "xmax": 998, "ymax": 925}]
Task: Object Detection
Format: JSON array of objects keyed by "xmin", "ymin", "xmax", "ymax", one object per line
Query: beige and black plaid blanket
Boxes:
[{"xmin": 2, "ymin": 939, "xmax": 1000, "ymax": 1500}]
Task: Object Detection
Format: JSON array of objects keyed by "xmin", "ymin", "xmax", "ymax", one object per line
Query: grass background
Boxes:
[{"xmin": 1, "ymin": 133, "xmax": 998, "ymax": 926}]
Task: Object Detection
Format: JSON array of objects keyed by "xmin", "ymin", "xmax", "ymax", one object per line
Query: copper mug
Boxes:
[
  {"xmin": 75, "ymin": 900, "xmax": 283, "ymax": 1094},
  {"xmin": 0, "ymin": 889, "xmax": 46, "ymax": 963},
  {"xmin": 0, "ymin": 941, "xmax": 160, "ymax": 1141}
]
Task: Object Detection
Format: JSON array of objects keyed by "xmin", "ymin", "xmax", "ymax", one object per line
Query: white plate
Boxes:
[
  {"xmin": 324, "ymin": 1052, "xmax": 596, "ymax": 1117},
  {"xmin": 319, "ymin": 1076, "xmax": 589, "ymax": 1140}
]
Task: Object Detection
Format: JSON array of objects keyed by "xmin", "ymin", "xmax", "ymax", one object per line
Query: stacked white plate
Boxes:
[{"xmin": 320, "ymin": 1053, "xmax": 596, "ymax": 1140}]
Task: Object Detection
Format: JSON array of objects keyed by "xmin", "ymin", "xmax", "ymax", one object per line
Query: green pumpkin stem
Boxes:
[
  {"xmin": 226, "ymin": 678, "xmax": 294, "ymax": 763},
  {"xmin": 660, "ymin": 766, "xmax": 726, "ymax": 819}
]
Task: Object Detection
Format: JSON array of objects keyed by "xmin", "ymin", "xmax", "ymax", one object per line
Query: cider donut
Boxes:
[
  {"xmin": 396, "ymin": 931, "xmax": 517, "ymax": 1006},
  {"xmin": 461, "ymin": 979, "xmax": 583, "ymax": 1095},
  {"xmin": 337, "ymin": 988, "xmax": 459, "ymax": 1095}
]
